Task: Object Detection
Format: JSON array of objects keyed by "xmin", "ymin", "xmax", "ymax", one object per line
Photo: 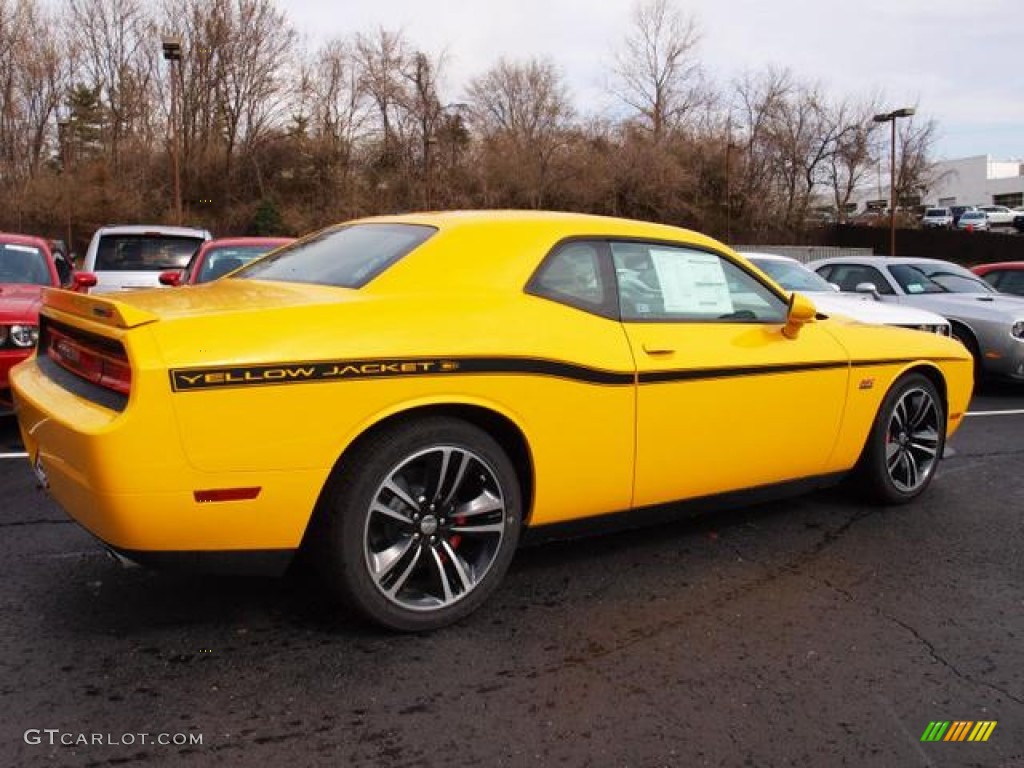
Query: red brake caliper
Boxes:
[{"xmin": 449, "ymin": 516, "xmax": 466, "ymax": 550}]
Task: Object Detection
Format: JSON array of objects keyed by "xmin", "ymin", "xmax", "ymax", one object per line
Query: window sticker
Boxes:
[
  {"xmin": 906, "ymin": 283, "xmax": 924, "ymax": 294},
  {"xmin": 650, "ymin": 250, "xmax": 734, "ymax": 315},
  {"xmin": 3, "ymin": 244, "xmax": 39, "ymax": 254}
]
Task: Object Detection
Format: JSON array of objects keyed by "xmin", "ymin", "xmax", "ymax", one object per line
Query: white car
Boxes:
[
  {"xmin": 80, "ymin": 224, "xmax": 212, "ymax": 293},
  {"xmin": 742, "ymin": 253, "xmax": 951, "ymax": 335},
  {"xmin": 977, "ymin": 205, "xmax": 1015, "ymax": 226},
  {"xmin": 921, "ymin": 207, "xmax": 953, "ymax": 229}
]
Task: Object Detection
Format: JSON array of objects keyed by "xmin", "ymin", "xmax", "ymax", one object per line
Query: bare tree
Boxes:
[
  {"xmin": 67, "ymin": 0, "xmax": 157, "ymax": 169},
  {"xmin": 400, "ymin": 50, "xmax": 446, "ymax": 206},
  {"xmin": 208, "ymin": 0, "xmax": 296, "ymax": 182},
  {"xmin": 611, "ymin": 0, "xmax": 707, "ymax": 140},
  {"xmin": 465, "ymin": 57, "xmax": 574, "ymax": 208},
  {"xmin": 729, "ymin": 67, "xmax": 794, "ymax": 230},
  {"xmin": 355, "ymin": 28, "xmax": 410, "ymax": 168},
  {"xmin": 297, "ymin": 37, "xmax": 371, "ymax": 217},
  {"xmin": 0, "ymin": 0, "xmax": 70, "ymax": 181},
  {"xmin": 895, "ymin": 115, "xmax": 940, "ymax": 208},
  {"xmin": 161, "ymin": 0, "xmax": 232, "ymax": 174},
  {"xmin": 823, "ymin": 97, "xmax": 883, "ymax": 220}
]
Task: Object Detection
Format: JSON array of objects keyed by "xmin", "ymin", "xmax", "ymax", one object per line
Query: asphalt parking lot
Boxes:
[{"xmin": 0, "ymin": 385, "xmax": 1021, "ymax": 768}]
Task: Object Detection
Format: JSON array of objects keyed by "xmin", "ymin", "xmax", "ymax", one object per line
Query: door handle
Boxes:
[{"xmin": 642, "ymin": 343, "xmax": 675, "ymax": 355}]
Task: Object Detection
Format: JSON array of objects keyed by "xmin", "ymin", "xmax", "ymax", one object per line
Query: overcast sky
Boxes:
[{"xmin": 285, "ymin": 0, "xmax": 1023, "ymax": 161}]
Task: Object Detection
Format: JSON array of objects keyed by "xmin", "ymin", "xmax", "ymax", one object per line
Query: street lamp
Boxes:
[
  {"xmin": 56, "ymin": 111, "xmax": 73, "ymax": 252},
  {"xmin": 873, "ymin": 107, "xmax": 916, "ymax": 256},
  {"xmin": 162, "ymin": 37, "xmax": 182, "ymax": 225}
]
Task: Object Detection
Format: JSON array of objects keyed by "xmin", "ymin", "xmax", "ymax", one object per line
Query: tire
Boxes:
[
  {"xmin": 855, "ymin": 373, "xmax": 945, "ymax": 505},
  {"xmin": 315, "ymin": 417, "xmax": 521, "ymax": 632}
]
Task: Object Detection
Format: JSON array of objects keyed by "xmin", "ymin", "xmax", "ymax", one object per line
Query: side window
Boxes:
[
  {"xmin": 528, "ymin": 241, "xmax": 610, "ymax": 314},
  {"xmin": 610, "ymin": 242, "xmax": 787, "ymax": 323},
  {"xmin": 991, "ymin": 270, "xmax": 1024, "ymax": 295},
  {"xmin": 978, "ymin": 271, "xmax": 999, "ymax": 290},
  {"xmin": 823, "ymin": 264, "xmax": 895, "ymax": 294}
]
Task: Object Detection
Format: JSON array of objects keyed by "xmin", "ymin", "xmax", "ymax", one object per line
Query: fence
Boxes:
[{"xmin": 733, "ymin": 244, "xmax": 875, "ymax": 264}]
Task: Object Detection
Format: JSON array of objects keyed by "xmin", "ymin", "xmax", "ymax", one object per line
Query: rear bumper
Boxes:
[
  {"xmin": 11, "ymin": 358, "xmax": 323, "ymax": 556},
  {"xmin": 108, "ymin": 545, "xmax": 295, "ymax": 576}
]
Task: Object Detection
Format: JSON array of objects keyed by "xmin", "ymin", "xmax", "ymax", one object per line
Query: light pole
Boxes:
[
  {"xmin": 873, "ymin": 107, "xmax": 915, "ymax": 256},
  {"xmin": 162, "ymin": 37, "xmax": 182, "ymax": 225},
  {"xmin": 56, "ymin": 112, "xmax": 73, "ymax": 252},
  {"xmin": 724, "ymin": 120, "xmax": 738, "ymax": 244}
]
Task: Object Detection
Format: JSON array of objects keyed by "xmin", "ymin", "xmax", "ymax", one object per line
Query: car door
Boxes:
[{"xmin": 612, "ymin": 241, "xmax": 851, "ymax": 508}]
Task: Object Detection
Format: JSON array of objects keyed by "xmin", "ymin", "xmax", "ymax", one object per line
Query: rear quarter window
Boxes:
[{"xmin": 236, "ymin": 223, "xmax": 435, "ymax": 288}]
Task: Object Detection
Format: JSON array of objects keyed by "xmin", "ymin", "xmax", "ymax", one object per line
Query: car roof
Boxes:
[
  {"xmin": 972, "ymin": 261, "xmax": 1024, "ymax": 272},
  {"xmin": 739, "ymin": 251, "xmax": 803, "ymax": 265},
  {"xmin": 93, "ymin": 224, "xmax": 212, "ymax": 238},
  {"xmin": 352, "ymin": 210, "xmax": 722, "ymax": 259},
  {"xmin": 343, "ymin": 210, "xmax": 727, "ymax": 292},
  {"xmin": 0, "ymin": 232, "xmax": 52, "ymax": 251},
  {"xmin": 811, "ymin": 255, "xmax": 947, "ymax": 266},
  {"xmin": 199, "ymin": 236, "xmax": 292, "ymax": 251}
]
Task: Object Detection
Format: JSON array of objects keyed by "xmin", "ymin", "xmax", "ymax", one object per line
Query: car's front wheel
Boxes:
[
  {"xmin": 856, "ymin": 373, "xmax": 945, "ymax": 504},
  {"xmin": 316, "ymin": 417, "xmax": 522, "ymax": 631}
]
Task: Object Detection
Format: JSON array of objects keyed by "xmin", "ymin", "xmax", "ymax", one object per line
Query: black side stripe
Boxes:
[
  {"xmin": 170, "ymin": 355, "xmax": 950, "ymax": 392},
  {"xmin": 639, "ymin": 360, "xmax": 846, "ymax": 384},
  {"xmin": 851, "ymin": 356, "xmax": 963, "ymax": 368}
]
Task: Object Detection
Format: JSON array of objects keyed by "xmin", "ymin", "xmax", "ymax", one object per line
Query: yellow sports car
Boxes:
[{"xmin": 11, "ymin": 211, "xmax": 973, "ymax": 630}]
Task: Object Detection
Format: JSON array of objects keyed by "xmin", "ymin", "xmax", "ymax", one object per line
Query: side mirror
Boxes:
[
  {"xmin": 854, "ymin": 282, "xmax": 881, "ymax": 299},
  {"xmin": 70, "ymin": 272, "xmax": 98, "ymax": 293},
  {"xmin": 159, "ymin": 270, "xmax": 183, "ymax": 286},
  {"xmin": 829, "ymin": 282, "xmax": 841, "ymax": 292},
  {"xmin": 783, "ymin": 292, "xmax": 817, "ymax": 339}
]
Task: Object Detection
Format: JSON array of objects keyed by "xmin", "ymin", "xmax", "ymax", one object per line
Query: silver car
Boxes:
[
  {"xmin": 955, "ymin": 210, "xmax": 989, "ymax": 231},
  {"xmin": 809, "ymin": 256, "xmax": 1024, "ymax": 381},
  {"xmin": 742, "ymin": 253, "xmax": 951, "ymax": 336}
]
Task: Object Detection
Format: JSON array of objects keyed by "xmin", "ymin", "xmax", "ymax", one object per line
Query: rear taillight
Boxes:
[{"xmin": 44, "ymin": 320, "xmax": 132, "ymax": 395}]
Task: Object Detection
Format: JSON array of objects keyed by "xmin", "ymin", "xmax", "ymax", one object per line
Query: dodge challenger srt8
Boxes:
[{"xmin": 11, "ymin": 211, "xmax": 974, "ymax": 630}]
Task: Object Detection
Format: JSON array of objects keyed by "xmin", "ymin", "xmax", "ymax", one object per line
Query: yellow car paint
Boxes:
[{"xmin": 11, "ymin": 211, "xmax": 974, "ymax": 560}]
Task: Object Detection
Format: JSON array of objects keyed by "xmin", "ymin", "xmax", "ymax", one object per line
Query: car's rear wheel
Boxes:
[
  {"xmin": 856, "ymin": 373, "xmax": 945, "ymax": 504},
  {"xmin": 316, "ymin": 417, "xmax": 521, "ymax": 631}
]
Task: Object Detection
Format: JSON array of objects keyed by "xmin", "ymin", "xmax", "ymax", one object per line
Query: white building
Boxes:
[
  {"xmin": 855, "ymin": 155, "xmax": 1024, "ymax": 212},
  {"xmin": 928, "ymin": 155, "xmax": 1024, "ymax": 209}
]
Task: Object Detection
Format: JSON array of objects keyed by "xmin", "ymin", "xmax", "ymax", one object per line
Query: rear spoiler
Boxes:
[{"xmin": 42, "ymin": 287, "xmax": 158, "ymax": 329}]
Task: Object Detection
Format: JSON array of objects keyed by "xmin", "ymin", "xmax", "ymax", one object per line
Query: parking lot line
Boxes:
[
  {"xmin": 1, "ymin": 452, "xmax": 28, "ymax": 459},
  {"xmin": 966, "ymin": 409, "xmax": 1024, "ymax": 417}
]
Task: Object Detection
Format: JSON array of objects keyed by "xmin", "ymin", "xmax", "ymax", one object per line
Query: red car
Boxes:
[
  {"xmin": 970, "ymin": 261, "xmax": 1024, "ymax": 296},
  {"xmin": 159, "ymin": 237, "xmax": 293, "ymax": 286},
  {"xmin": 0, "ymin": 233, "xmax": 66, "ymax": 408}
]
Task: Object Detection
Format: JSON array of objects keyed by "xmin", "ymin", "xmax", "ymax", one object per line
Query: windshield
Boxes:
[
  {"xmin": 925, "ymin": 209, "xmax": 947, "ymax": 217},
  {"xmin": 749, "ymin": 257, "xmax": 834, "ymax": 292},
  {"xmin": 236, "ymin": 223, "xmax": 435, "ymax": 288},
  {"xmin": 890, "ymin": 262, "xmax": 995, "ymax": 294},
  {"xmin": 0, "ymin": 243, "xmax": 51, "ymax": 285},
  {"xmin": 95, "ymin": 234, "xmax": 205, "ymax": 271},
  {"xmin": 196, "ymin": 244, "xmax": 285, "ymax": 283}
]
